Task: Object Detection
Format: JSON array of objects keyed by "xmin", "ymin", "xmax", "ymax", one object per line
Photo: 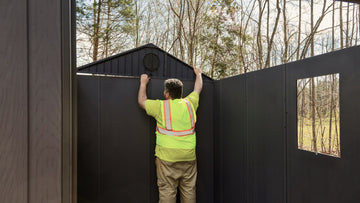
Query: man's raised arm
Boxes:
[
  {"xmin": 138, "ymin": 74, "xmax": 150, "ymax": 109},
  {"xmin": 193, "ymin": 67, "xmax": 203, "ymax": 95}
]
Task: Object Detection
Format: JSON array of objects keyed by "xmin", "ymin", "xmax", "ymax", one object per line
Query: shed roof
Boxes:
[
  {"xmin": 338, "ymin": 0, "xmax": 360, "ymax": 4},
  {"xmin": 77, "ymin": 43, "xmax": 213, "ymax": 81}
]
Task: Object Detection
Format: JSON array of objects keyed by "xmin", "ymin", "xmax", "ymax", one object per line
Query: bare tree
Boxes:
[
  {"xmin": 340, "ymin": 1, "xmax": 344, "ymax": 49},
  {"xmin": 93, "ymin": 0, "xmax": 102, "ymax": 61},
  {"xmin": 256, "ymin": 0, "xmax": 266, "ymax": 69},
  {"xmin": 264, "ymin": 0, "xmax": 281, "ymax": 68},
  {"xmin": 297, "ymin": 0, "xmax": 301, "ymax": 60},
  {"xmin": 282, "ymin": 0, "xmax": 288, "ymax": 63},
  {"xmin": 311, "ymin": 78, "xmax": 317, "ymax": 152}
]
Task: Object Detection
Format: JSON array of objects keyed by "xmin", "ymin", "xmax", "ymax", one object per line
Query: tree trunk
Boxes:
[
  {"xmin": 332, "ymin": 1, "xmax": 335, "ymax": 51},
  {"xmin": 334, "ymin": 99, "xmax": 340, "ymax": 156},
  {"xmin": 355, "ymin": 4, "xmax": 360, "ymax": 45},
  {"xmin": 297, "ymin": 0, "xmax": 301, "ymax": 60},
  {"xmin": 311, "ymin": 0, "xmax": 314, "ymax": 57},
  {"xmin": 340, "ymin": 1, "xmax": 344, "ymax": 49},
  {"xmin": 346, "ymin": 3, "xmax": 350, "ymax": 48},
  {"xmin": 104, "ymin": 0, "xmax": 111, "ymax": 58},
  {"xmin": 135, "ymin": 0, "xmax": 140, "ymax": 47},
  {"xmin": 311, "ymin": 78, "xmax": 317, "ymax": 152},
  {"xmin": 267, "ymin": 0, "xmax": 270, "ymax": 46},
  {"xmin": 328, "ymin": 74, "xmax": 334, "ymax": 154},
  {"xmin": 93, "ymin": 0, "xmax": 102, "ymax": 62},
  {"xmin": 299, "ymin": 80, "xmax": 305, "ymax": 149},
  {"xmin": 350, "ymin": 4, "xmax": 355, "ymax": 46},
  {"xmin": 210, "ymin": 19, "xmax": 220, "ymax": 78},
  {"xmin": 264, "ymin": 0, "xmax": 280, "ymax": 68},
  {"xmin": 257, "ymin": 0, "xmax": 265, "ymax": 69},
  {"xmin": 282, "ymin": 0, "xmax": 288, "ymax": 63}
]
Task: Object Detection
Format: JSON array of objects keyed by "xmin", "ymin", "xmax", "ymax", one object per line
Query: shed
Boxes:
[
  {"xmin": 77, "ymin": 44, "xmax": 360, "ymax": 203},
  {"xmin": 77, "ymin": 45, "xmax": 215, "ymax": 203}
]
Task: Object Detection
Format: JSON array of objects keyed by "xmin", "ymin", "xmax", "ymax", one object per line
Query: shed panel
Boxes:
[
  {"xmin": 77, "ymin": 77, "xmax": 100, "ymax": 203},
  {"xmin": 0, "ymin": 0, "xmax": 28, "ymax": 202},
  {"xmin": 217, "ymin": 75, "xmax": 247, "ymax": 202},
  {"xmin": 246, "ymin": 66, "xmax": 286, "ymax": 203},
  {"xmin": 286, "ymin": 46, "xmax": 360, "ymax": 203},
  {"xmin": 100, "ymin": 77, "xmax": 150, "ymax": 202},
  {"xmin": 78, "ymin": 76, "xmax": 214, "ymax": 203}
]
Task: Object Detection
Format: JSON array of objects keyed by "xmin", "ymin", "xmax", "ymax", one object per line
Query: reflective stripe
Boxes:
[
  {"xmin": 157, "ymin": 126, "xmax": 195, "ymax": 136},
  {"xmin": 184, "ymin": 99, "xmax": 195, "ymax": 128},
  {"xmin": 160, "ymin": 99, "xmax": 196, "ymax": 136},
  {"xmin": 164, "ymin": 100, "xmax": 172, "ymax": 130}
]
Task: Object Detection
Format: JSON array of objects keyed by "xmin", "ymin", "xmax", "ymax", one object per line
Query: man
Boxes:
[{"xmin": 138, "ymin": 66, "xmax": 203, "ymax": 203}]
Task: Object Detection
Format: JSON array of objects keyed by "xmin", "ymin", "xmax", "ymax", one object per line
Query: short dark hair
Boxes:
[{"xmin": 164, "ymin": 78, "xmax": 183, "ymax": 99}]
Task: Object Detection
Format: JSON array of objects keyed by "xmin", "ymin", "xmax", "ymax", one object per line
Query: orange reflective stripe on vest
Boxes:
[
  {"xmin": 184, "ymin": 99, "xmax": 195, "ymax": 128},
  {"xmin": 157, "ymin": 99, "xmax": 195, "ymax": 137},
  {"xmin": 163, "ymin": 100, "xmax": 172, "ymax": 130}
]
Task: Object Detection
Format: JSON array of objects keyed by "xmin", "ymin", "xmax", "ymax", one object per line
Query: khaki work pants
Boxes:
[{"xmin": 155, "ymin": 158, "xmax": 197, "ymax": 203}]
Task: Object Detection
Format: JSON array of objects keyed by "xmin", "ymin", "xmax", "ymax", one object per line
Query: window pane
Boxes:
[{"xmin": 297, "ymin": 74, "xmax": 340, "ymax": 157}]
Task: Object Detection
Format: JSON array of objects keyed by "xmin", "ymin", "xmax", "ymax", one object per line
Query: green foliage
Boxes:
[
  {"xmin": 200, "ymin": 1, "xmax": 249, "ymax": 79},
  {"xmin": 76, "ymin": 0, "xmax": 135, "ymax": 60}
]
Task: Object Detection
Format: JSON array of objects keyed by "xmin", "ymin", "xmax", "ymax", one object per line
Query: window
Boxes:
[{"xmin": 297, "ymin": 74, "xmax": 340, "ymax": 157}]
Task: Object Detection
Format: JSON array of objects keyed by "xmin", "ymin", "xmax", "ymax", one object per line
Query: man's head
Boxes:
[{"xmin": 164, "ymin": 78, "xmax": 183, "ymax": 99}]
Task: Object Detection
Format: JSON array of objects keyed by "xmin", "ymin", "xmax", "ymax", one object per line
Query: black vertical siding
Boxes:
[
  {"xmin": 78, "ymin": 77, "xmax": 100, "ymax": 203},
  {"xmin": 1, "ymin": 0, "xmax": 72, "ymax": 202},
  {"xmin": 118, "ymin": 56, "xmax": 125, "ymax": 75},
  {"xmin": 29, "ymin": 0, "xmax": 63, "ymax": 200},
  {"xmin": 100, "ymin": 78, "xmax": 150, "ymax": 203},
  {"xmin": 0, "ymin": 0, "xmax": 28, "ymax": 202},
  {"xmin": 286, "ymin": 46, "xmax": 360, "ymax": 203},
  {"xmin": 78, "ymin": 46, "xmax": 360, "ymax": 203},
  {"xmin": 78, "ymin": 44, "xmax": 212, "ymax": 81},
  {"xmin": 215, "ymin": 46, "xmax": 360, "ymax": 203},
  {"xmin": 78, "ymin": 76, "xmax": 215, "ymax": 203},
  {"xmin": 217, "ymin": 75, "xmax": 247, "ymax": 203},
  {"xmin": 246, "ymin": 66, "xmax": 285, "ymax": 203}
]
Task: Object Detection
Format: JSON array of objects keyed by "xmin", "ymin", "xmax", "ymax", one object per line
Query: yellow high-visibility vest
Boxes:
[{"xmin": 156, "ymin": 98, "xmax": 196, "ymax": 150}]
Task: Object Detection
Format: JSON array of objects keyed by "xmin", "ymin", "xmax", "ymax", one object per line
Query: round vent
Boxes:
[{"xmin": 143, "ymin": 53, "xmax": 160, "ymax": 72}]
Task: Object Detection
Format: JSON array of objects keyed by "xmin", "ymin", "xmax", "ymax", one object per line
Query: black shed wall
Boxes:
[
  {"xmin": 78, "ymin": 76, "xmax": 214, "ymax": 203},
  {"xmin": 216, "ymin": 46, "xmax": 360, "ymax": 203},
  {"xmin": 1, "ymin": 0, "xmax": 75, "ymax": 202},
  {"xmin": 216, "ymin": 66, "xmax": 286, "ymax": 203},
  {"xmin": 78, "ymin": 45, "xmax": 360, "ymax": 203},
  {"xmin": 285, "ymin": 46, "xmax": 360, "ymax": 203}
]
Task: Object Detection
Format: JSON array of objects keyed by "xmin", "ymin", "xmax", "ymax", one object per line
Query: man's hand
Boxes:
[
  {"xmin": 138, "ymin": 74, "xmax": 150, "ymax": 109},
  {"xmin": 140, "ymin": 74, "xmax": 150, "ymax": 85},
  {"xmin": 193, "ymin": 66, "xmax": 202, "ymax": 76},
  {"xmin": 193, "ymin": 66, "xmax": 203, "ymax": 95}
]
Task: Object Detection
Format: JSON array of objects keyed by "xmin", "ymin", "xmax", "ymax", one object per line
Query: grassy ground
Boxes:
[{"xmin": 297, "ymin": 117, "xmax": 340, "ymax": 157}]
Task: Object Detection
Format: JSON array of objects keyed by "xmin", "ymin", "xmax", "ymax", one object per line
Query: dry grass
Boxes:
[{"xmin": 297, "ymin": 117, "xmax": 340, "ymax": 157}]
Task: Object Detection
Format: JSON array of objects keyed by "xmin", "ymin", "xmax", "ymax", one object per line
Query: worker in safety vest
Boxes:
[{"xmin": 138, "ymin": 66, "xmax": 203, "ymax": 203}]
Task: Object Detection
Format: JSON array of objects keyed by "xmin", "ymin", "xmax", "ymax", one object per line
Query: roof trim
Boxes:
[{"xmin": 336, "ymin": 0, "xmax": 359, "ymax": 3}]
